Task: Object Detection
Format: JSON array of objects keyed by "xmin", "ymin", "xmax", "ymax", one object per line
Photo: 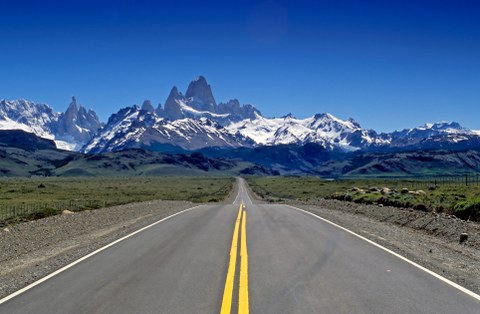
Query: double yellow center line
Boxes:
[{"xmin": 220, "ymin": 203, "xmax": 249, "ymax": 314}]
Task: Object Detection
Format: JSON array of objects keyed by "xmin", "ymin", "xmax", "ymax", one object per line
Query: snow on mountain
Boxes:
[
  {"xmin": 157, "ymin": 76, "xmax": 261, "ymax": 124},
  {"xmin": 82, "ymin": 106, "xmax": 142, "ymax": 153},
  {"xmin": 83, "ymin": 106, "xmax": 253, "ymax": 154},
  {"xmin": 177, "ymin": 99, "xmax": 231, "ymax": 119},
  {"xmin": 55, "ymin": 97, "xmax": 103, "ymax": 150},
  {"xmin": 3, "ymin": 76, "xmax": 480, "ymax": 155},
  {"xmin": 227, "ymin": 112, "xmax": 384, "ymax": 150},
  {"xmin": 0, "ymin": 98, "xmax": 101, "ymax": 151},
  {"xmin": 0, "ymin": 116, "xmax": 48, "ymax": 135},
  {"xmin": 0, "ymin": 99, "xmax": 59, "ymax": 140},
  {"xmin": 82, "ymin": 94, "xmax": 480, "ymax": 153},
  {"xmin": 376, "ymin": 121, "xmax": 479, "ymax": 148},
  {"xmin": 393, "ymin": 121, "xmax": 473, "ymax": 137}
]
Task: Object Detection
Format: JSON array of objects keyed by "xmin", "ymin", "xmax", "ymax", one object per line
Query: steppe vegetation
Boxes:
[
  {"xmin": 247, "ymin": 176, "xmax": 480, "ymax": 221},
  {"xmin": 0, "ymin": 177, "xmax": 233, "ymax": 225}
]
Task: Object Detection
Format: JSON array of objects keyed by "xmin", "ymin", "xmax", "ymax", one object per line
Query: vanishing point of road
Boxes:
[{"xmin": 1, "ymin": 178, "xmax": 479, "ymax": 313}]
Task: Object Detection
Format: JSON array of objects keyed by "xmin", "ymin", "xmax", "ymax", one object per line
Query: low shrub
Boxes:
[
  {"xmin": 453, "ymin": 199, "xmax": 480, "ymax": 221},
  {"xmin": 353, "ymin": 193, "xmax": 381, "ymax": 204},
  {"xmin": 413, "ymin": 203, "xmax": 430, "ymax": 212}
]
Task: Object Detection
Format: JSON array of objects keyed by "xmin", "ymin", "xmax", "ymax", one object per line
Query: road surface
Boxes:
[{"xmin": 1, "ymin": 178, "xmax": 479, "ymax": 313}]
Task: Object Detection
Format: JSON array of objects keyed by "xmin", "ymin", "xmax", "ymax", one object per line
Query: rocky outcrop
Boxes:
[
  {"xmin": 141, "ymin": 100, "xmax": 155, "ymax": 113},
  {"xmin": 162, "ymin": 87, "xmax": 184, "ymax": 120},
  {"xmin": 185, "ymin": 76, "xmax": 216, "ymax": 112},
  {"xmin": 56, "ymin": 96, "xmax": 103, "ymax": 144}
]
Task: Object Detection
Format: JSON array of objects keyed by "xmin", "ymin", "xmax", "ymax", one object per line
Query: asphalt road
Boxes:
[{"xmin": 1, "ymin": 178, "xmax": 479, "ymax": 313}]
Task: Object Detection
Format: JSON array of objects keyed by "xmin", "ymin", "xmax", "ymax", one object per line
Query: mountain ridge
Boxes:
[
  {"xmin": 1, "ymin": 76, "xmax": 479, "ymax": 155},
  {"xmin": 0, "ymin": 98, "xmax": 102, "ymax": 151}
]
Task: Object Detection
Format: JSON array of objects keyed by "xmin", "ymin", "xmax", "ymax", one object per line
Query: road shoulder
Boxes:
[
  {"xmin": 0, "ymin": 200, "xmax": 196, "ymax": 299},
  {"xmin": 286, "ymin": 200, "xmax": 480, "ymax": 295}
]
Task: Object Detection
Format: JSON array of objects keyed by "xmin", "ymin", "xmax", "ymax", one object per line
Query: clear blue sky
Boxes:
[{"xmin": 1, "ymin": 0, "xmax": 479, "ymax": 132}]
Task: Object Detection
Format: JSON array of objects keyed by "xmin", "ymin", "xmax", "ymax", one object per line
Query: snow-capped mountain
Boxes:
[
  {"xmin": 373, "ymin": 121, "xmax": 480, "ymax": 150},
  {"xmin": 3, "ymin": 76, "xmax": 480, "ymax": 155},
  {"xmin": 386, "ymin": 121, "xmax": 475, "ymax": 141},
  {"xmin": 81, "ymin": 76, "xmax": 480, "ymax": 154},
  {"xmin": 55, "ymin": 97, "xmax": 103, "ymax": 150},
  {"xmin": 83, "ymin": 105, "xmax": 253, "ymax": 154},
  {"xmin": 157, "ymin": 76, "xmax": 261, "ymax": 124},
  {"xmin": 83, "ymin": 76, "xmax": 264, "ymax": 153},
  {"xmin": 85, "ymin": 107, "xmax": 382, "ymax": 153},
  {"xmin": 0, "ymin": 98, "xmax": 102, "ymax": 150},
  {"xmin": 227, "ymin": 112, "xmax": 385, "ymax": 150},
  {"xmin": 0, "ymin": 99, "xmax": 59, "ymax": 140}
]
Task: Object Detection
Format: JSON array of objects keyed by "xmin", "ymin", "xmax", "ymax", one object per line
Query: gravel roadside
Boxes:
[{"xmin": 0, "ymin": 200, "xmax": 198, "ymax": 299}]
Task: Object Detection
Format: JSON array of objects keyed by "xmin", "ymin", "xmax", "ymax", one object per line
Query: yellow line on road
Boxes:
[
  {"xmin": 239, "ymin": 210, "xmax": 249, "ymax": 314},
  {"xmin": 220, "ymin": 204, "xmax": 243, "ymax": 314}
]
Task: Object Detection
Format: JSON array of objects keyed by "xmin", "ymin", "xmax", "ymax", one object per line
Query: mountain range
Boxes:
[
  {"xmin": 1, "ymin": 76, "xmax": 480, "ymax": 176},
  {"xmin": 0, "ymin": 97, "xmax": 102, "ymax": 151}
]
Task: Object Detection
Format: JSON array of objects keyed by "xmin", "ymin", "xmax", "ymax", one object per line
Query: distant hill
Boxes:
[
  {"xmin": 56, "ymin": 149, "xmax": 276, "ymax": 177},
  {"xmin": 0, "ymin": 131, "xmax": 275, "ymax": 177},
  {"xmin": 0, "ymin": 130, "xmax": 57, "ymax": 151},
  {"xmin": 314, "ymin": 150, "xmax": 480, "ymax": 178}
]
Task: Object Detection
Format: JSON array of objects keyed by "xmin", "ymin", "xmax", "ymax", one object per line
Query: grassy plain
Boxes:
[
  {"xmin": 0, "ymin": 177, "xmax": 234, "ymax": 224},
  {"xmin": 246, "ymin": 176, "xmax": 480, "ymax": 221}
]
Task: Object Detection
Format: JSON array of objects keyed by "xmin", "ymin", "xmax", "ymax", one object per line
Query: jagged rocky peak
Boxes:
[
  {"xmin": 155, "ymin": 103, "xmax": 162, "ymax": 113},
  {"xmin": 0, "ymin": 98, "xmax": 58, "ymax": 122},
  {"xmin": 217, "ymin": 99, "xmax": 242, "ymax": 114},
  {"xmin": 157, "ymin": 76, "xmax": 262, "ymax": 123},
  {"xmin": 281, "ymin": 113, "xmax": 296, "ymax": 119},
  {"xmin": 163, "ymin": 86, "xmax": 184, "ymax": 120},
  {"xmin": 185, "ymin": 75, "xmax": 216, "ymax": 112},
  {"xmin": 313, "ymin": 113, "xmax": 331, "ymax": 120},
  {"xmin": 56, "ymin": 96, "xmax": 103, "ymax": 145},
  {"xmin": 347, "ymin": 118, "xmax": 361, "ymax": 128},
  {"xmin": 310, "ymin": 113, "xmax": 361, "ymax": 129},
  {"xmin": 64, "ymin": 96, "xmax": 99, "ymax": 123},
  {"xmin": 63, "ymin": 96, "xmax": 79, "ymax": 121},
  {"xmin": 106, "ymin": 106, "xmax": 138, "ymax": 125},
  {"xmin": 217, "ymin": 99, "xmax": 262, "ymax": 121},
  {"xmin": 70, "ymin": 96, "xmax": 78, "ymax": 108},
  {"xmin": 141, "ymin": 100, "xmax": 155, "ymax": 113},
  {"xmin": 0, "ymin": 99, "xmax": 59, "ymax": 140},
  {"xmin": 0, "ymin": 97, "xmax": 104, "ymax": 151}
]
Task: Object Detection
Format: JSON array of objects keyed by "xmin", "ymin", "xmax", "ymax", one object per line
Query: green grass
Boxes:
[
  {"xmin": 0, "ymin": 177, "xmax": 234, "ymax": 225},
  {"xmin": 246, "ymin": 176, "xmax": 480, "ymax": 221},
  {"xmin": 246, "ymin": 176, "xmax": 341, "ymax": 201}
]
